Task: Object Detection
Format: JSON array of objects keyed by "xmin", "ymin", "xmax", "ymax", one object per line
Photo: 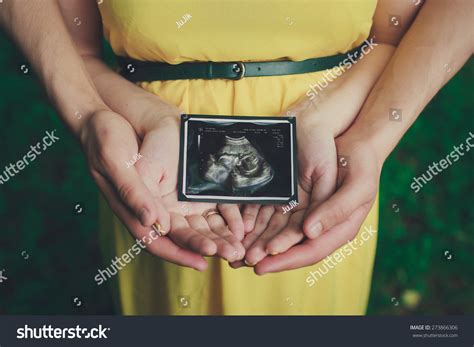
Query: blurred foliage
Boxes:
[
  {"xmin": 369, "ymin": 56, "xmax": 474, "ymax": 314},
  {"xmin": 0, "ymin": 30, "xmax": 472, "ymax": 315}
]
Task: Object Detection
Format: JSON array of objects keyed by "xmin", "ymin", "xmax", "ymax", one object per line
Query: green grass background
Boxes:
[{"xmin": 0, "ymin": 32, "xmax": 472, "ymax": 315}]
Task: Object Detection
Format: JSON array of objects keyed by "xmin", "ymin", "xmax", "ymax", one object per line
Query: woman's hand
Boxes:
[
  {"xmin": 230, "ymin": 188, "xmax": 309, "ymax": 268},
  {"xmin": 127, "ymin": 102, "xmax": 245, "ymax": 262},
  {"xmin": 79, "ymin": 109, "xmax": 210, "ymax": 270}
]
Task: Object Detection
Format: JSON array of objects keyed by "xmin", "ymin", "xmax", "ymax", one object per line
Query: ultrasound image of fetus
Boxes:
[
  {"xmin": 202, "ymin": 136, "xmax": 273, "ymax": 190},
  {"xmin": 202, "ymin": 153, "xmax": 237, "ymax": 184}
]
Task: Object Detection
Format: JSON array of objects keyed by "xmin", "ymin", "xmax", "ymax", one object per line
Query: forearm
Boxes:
[
  {"xmin": 297, "ymin": 0, "xmax": 426, "ymax": 136},
  {"xmin": 298, "ymin": 42, "xmax": 395, "ymax": 136},
  {"xmin": 81, "ymin": 56, "xmax": 180, "ymax": 137},
  {"xmin": 346, "ymin": 0, "xmax": 473, "ymax": 165},
  {"xmin": 0, "ymin": 0, "xmax": 107, "ymax": 138},
  {"xmin": 86, "ymin": 43, "xmax": 394, "ymax": 139}
]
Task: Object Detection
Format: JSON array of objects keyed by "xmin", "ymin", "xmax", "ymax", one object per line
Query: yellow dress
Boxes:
[{"xmin": 98, "ymin": 0, "xmax": 379, "ymax": 315}]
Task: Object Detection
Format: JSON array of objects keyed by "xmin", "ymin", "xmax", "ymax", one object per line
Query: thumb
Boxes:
[
  {"xmin": 93, "ymin": 164, "xmax": 164, "ymax": 228},
  {"xmin": 303, "ymin": 174, "xmax": 376, "ymax": 239},
  {"xmin": 303, "ymin": 168, "xmax": 337, "ymax": 239}
]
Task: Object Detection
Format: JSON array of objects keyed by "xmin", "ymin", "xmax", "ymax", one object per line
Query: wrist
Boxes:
[
  {"xmin": 77, "ymin": 106, "xmax": 114, "ymax": 146},
  {"xmin": 46, "ymin": 63, "xmax": 111, "ymax": 138},
  {"xmin": 297, "ymin": 110, "xmax": 340, "ymax": 137},
  {"xmin": 64, "ymin": 101, "xmax": 110, "ymax": 141},
  {"xmin": 289, "ymin": 95, "xmax": 341, "ymax": 137},
  {"xmin": 130, "ymin": 96, "xmax": 182, "ymax": 138},
  {"xmin": 81, "ymin": 56, "xmax": 183, "ymax": 137},
  {"xmin": 341, "ymin": 119, "xmax": 389, "ymax": 173},
  {"xmin": 292, "ymin": 77, "xmax": 369, "ymax": 137}
]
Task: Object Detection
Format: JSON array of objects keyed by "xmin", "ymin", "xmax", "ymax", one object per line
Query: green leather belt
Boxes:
[{"xmin": 117, "ymin": 44, "xmax": 363, "ymax": 82}]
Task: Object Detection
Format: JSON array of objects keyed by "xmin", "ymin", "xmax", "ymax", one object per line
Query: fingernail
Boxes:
[
  {"xmin": 244, "ymin": 220, "xmax": 253, "ymax": 232},
  {"xmin": 230, "ymin": 250, "xmax": 240, "ymax": 261},
  {"xmin": 265, "ymin": 248, "xmax": 279, "ymax": 256},
  {"xmin": 244, "ymin": 259, "xmax": 255, "ymax": 267},
  {"xmin": 307, "ymin": 222, "xmax": 323, "ymax": 239},
  {"xmin": 193, "ymin": 265, "xmax": 205, "ymax": 272},
  {"xmin": 139, "ymin": 208, "xmax": 151, "ymax": 226}
]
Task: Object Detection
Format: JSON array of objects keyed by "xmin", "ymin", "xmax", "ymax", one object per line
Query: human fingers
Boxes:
[
  {"xmin": 241, "ymin": 204, "xmax": 261, "ymax": 233},
  {"xmin": 254, "ymin": 185, "xmax": 310, "ymax": 256},
  {"xmin": 134, "ymin": 153, "xmax": 174, "ymax": 230},
  {"xmin": 301, "ymin": 157, "xmax": 338, "ymax": 239},
  {"xmin": 167, "ymin": 213, "xmax": 217, "ymax": 256},
  {"xmin": 200, "ymin": 214, "xmax": 245, "ymax": 261},
  {"xmin": 104, "ymin": 158, "xmax": 170, "ymax": 228},
  {"xmin": 186, "ymin": 215, "xmax": 243, "ymax": 259},
  {"xmin": 303, "ymin": 171, "xmax": 377, "ymax": 239},
  {"xmin": 94, "ymin": 173, "xmax": 208, "ymax": 270},
  {"xmin": 265, "ymin": 210, "xmax": 305, "ymax": 255},
  {"xmin": 228, "ymin": 205, "xmax": 275, "ymax": 268},
  {"xmin": 255, "ymin": 202, "xmax": 373, "ymax": 275},
  {"xmin": 218, "ymin": 204, "xmax": 245, "ymax": 241},
  {"xmin": 85, "ymin": 111, "xmax": 169, "ymax": 229},
  {"xmin": 244, "ymin": 211, "xmax": 290, "ymax": 266}
]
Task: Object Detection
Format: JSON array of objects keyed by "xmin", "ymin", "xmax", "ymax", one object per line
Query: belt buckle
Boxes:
[{"xmin": 231, "ymin": 62, "xmax": 246, "ymax": 80}]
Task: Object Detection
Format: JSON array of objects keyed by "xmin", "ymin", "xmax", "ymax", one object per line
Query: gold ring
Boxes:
[
  {"xmin": 152, "ymin": 222, "xmax": 168, "ymax": 237},
  {"xmin": 202, "ymin": 208, "xmax": 220, "ymax": 219}
]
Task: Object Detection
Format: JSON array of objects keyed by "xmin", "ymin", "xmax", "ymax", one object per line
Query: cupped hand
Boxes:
[
  {"xmin": 230, "ymin": 186, "xmax": 309, "ymax": 268},
  {"xmin": 233, "ymin": 92, "xmax": 378, "ymax": 273},
  {"xmin": 253, "ymin": 134, "xmax": 381, "ymax": 274},
  {"xmin": 234, "ymin": 104, "xmax": 339, "ymax": 268},
  {"xmin": 79, "ymin": 109, "xmax": 209, "ymax": 270},
  {"xmin": 131, "ymin": 104, "xmax": 245, "ymax": 262}
]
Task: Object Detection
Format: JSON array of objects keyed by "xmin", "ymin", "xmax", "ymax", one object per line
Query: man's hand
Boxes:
[
  {"xmin": 233, "ymin": 110, "xmax": 338, "ymax": 268},
  {"xmin": 254, "ymin": 134, "xmax": 380, "ymax": 274},
  {"xmin": 80, "ymin": 109, "xmax": 210, "ymax": 270}
]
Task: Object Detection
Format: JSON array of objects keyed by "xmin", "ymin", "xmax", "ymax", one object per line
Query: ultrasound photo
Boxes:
[{"xmin": 178, "ymin": 114, "xmax": 297, "ymax": 204}]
